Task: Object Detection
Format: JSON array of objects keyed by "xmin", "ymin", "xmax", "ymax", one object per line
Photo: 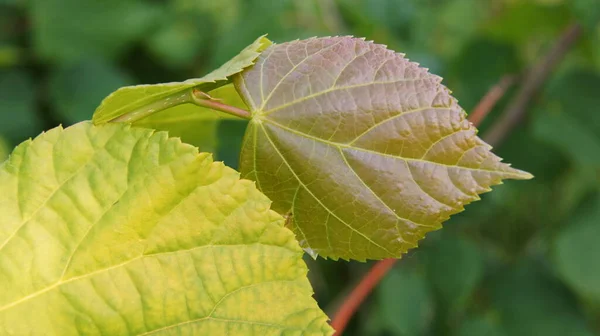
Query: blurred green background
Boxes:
[{"xmin": 1, "ymin": 0, "xmax": 600, "ymax": 335}]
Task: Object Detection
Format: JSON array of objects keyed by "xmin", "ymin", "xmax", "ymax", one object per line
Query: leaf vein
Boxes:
[
  {"xmin": 137, "ymin": 280, "xmax": 301, "ymax": 336},
  {"xmin": 331, "ymin": 44, "xmax": 373, "ymax": 87},
  {"xmin": 0, "ymin": 243, "xmax": 290, "ymax": 313},
  {"xmin": 338, "ymin": 148, "xmax": 435, "ymax": 229},
  {"xmin": 258, "ymin": 123, "xmax": 394, "ymax": 256},
  {"xmin": 290, "ymin": 186, "xmax": 312, "ymax": 251},
  {"xmin": 262, "ymin": 77, "xmax": 426, "ymax": 116},
  {"xmin": 263, "ymin": 119, "xmax": 520, "ymax": 177},
  {"xmin": 419, "ymin": 128, "xmax": 465, "ymax": 159},
  {"xmin": 404, "ymin": 161, "xmax": 454, "ymax": 208},
  {"xmin": 260, "ymin": 39, "xmax": 346, "ymax": 111},
  {"xmin": 348, "ymin": 105, "xmax": 451, "ymax": 145},
  {"xmin": 1, "ymin": 130, "xmax": 118, "ymax": 252}
]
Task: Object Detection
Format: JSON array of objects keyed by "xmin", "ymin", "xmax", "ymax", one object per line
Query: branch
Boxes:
[
  {"xmin": 330, "ymin": 258, "xmax": 397, "ymax": 333},
  {"xmin": 330, "ymin": 25, "xmax": 583, "ymax": 335},
  {"xmin": 483, "ymin": 23, "xmax": 582, "ymax": 146},
  {"xmin": 467, "ymin": 75, "xmax": 517, "ymax": 128}
]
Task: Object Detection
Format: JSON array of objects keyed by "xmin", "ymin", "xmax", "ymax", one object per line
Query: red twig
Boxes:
[
  {"xmin": 330, "ymin": 24, "xmax": 582, "ymax": 335},
  {"xmin": 330, "ymin": 258, "xmax": 397, "ymax": 334},
  {"xmin": 467, "ymin": 75, "xmax": 517, "ymax": 128}
]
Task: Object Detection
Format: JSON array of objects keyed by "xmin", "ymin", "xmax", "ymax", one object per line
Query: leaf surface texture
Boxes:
[
  {"xmin": 0, "ymin": 122, "xmax": 332, "ymax": 335},
  {"xmin": 235, "ymin": 36, "xmax": 532, "ymax": 260}
]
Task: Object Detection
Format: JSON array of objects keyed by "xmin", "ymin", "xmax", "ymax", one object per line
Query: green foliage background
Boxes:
[{"xmin": 1, "ymin": 0, "xmax": 599, "ymax": 335}]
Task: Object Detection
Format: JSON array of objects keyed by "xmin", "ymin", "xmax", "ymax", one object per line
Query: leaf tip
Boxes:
[
  {"xmin": 503, "ymin": 163, "xmax": 534, "ymax": 180},
  {"xmin": 516, "ymin": 170, "xmax": 534, "ymax": 180},
  {"xmin": 257, "ymin": 34, "xmax": 273, "ymax": 51}
]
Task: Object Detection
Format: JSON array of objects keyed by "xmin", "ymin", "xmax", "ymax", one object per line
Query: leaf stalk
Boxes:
[
  {"xmin": 190, "ymin": 88, "xmax": 252, "ymax": 119},
  {"xmin": 109, "ymin": 87, "xmax": 252, "ymax": 124}
]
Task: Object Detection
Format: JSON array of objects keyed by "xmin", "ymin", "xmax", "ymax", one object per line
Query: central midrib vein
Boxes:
[{"xmin": 259, "ymin": 118, "xmax": 514, "ymax": 176}]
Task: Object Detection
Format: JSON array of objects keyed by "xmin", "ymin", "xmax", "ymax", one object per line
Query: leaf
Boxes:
[
  {"xmin": 377, "ymin": 267, "xmax": 434, "ymax": 335},
  {"xmin": 206, "ymin": 0, "xmax": 312, "ymax": 71},
  {"xmin": 556, "ymin": 167, "xmax": 599, "ymax": 219},
  {"xmin": 145, "ymin": 17, "xmax": 209, "ymax": 69},
  {"xmin": 144, "ymin": 2, "xmax": 220, "ymax": 69},
  {"xmin": 424, "ymin": 233, "xmax": 484, "ymax": 311},
  {"xmin": 0, "ymin": 70, "xmax": 43, "ymax": 145},
  {"xmin": 428, "ymin": 0, "xmax": 487, "ymax": 58},
  {"xmin": 173, "ymin": 0, "xmax": 241, "ymax": 32},
  {"xmin": 571, "ymin": 0, "xmax": 600, "ymax": 31},
  {"xmin": 533, "ymin": 110, "xmax": 600, "ymax": 168},
  {"xmin": 0, "ymin": 9, "xmax": 21, "ymax": 67},
  {"xmin": 92, "ymin": 35, "xmax": 271, "ymax": 125},
  {"xmin": 555, "ymin": 195, "xmax": 600, "ymax": 302},
  {"xmin": 31, "ymin": 0, "xmax": 159, "ymax": 63},
  {"xmin": 354, "ymin": 0, "xmax": 416, "ymax": 33},
  {"xmin": 234, "ymin": 36, "xmax": 532, "ymax": 260},
  {"xmin": 0, "ymin": 45, "xmax": 20, "ymax": 68},
  {"xmin": 489, "ymin": 260, "xmax": 595, "ymax": 336},
  {"xmin": 483, "ymin": 2, "xmax": 570, "ymax": 47},
  {"xmin": 457, "ymin": 316, "xmax": 506, "ymax": 336},
  {"xmin": 545, "ymin": 70, "xmax": 600, "ymax": 137},
  {"xmin": 0, "ymin": 122, "xmax": 333, "ymax": 335},
  {"xmin": 131, "ymin": 84, "xmax": 246, "ymax": 153},
  {"xmin": 533, "ymin": 70, "xmax": 600, "ymax": 170},
  {"xmin": 49, "ymin": 59, "xmax": 131, "ymax": 124}
]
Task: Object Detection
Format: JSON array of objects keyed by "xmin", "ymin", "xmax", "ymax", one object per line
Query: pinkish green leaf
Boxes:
[{"xmin": 234, "ymin": 37, "xmax": 532, "ymax": 261}]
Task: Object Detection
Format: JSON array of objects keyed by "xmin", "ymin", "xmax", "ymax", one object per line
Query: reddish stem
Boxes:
[
  {"xmin": 191, "ymin": 88, "xmax": 252, "ymax": 119},
  {"xmin": 331, "ymin": 258, "xmax": 397, "ymax": 334},
  {"xmin": 467, "ymin": 75, "xmax": 516, "ymax": 128}
]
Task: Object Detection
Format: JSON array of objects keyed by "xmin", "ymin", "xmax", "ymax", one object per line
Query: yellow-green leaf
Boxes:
[
  {"xmin": 234, "ymin": 36, "xmax": 532, "ymax": 261},
  {"xmin": 0, "ymin": 122, "xmax": 332, "ymax": 335},
  {"xmin": 92, "ymin": 35, "xmax": 271, "ymax": 125}
]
